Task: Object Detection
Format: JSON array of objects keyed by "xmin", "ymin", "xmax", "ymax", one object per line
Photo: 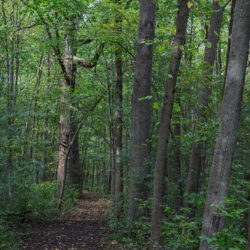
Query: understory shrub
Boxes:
[
  {"xmin": 0, "ymin": 174, "xmax": 79, "ymax": 248},
  {"xmin": 161, "ymin": 211, "xmax": 201, "ymax": 249},
  {"xmin": 200, "ymin": 197, "xmax": 248, "ymax": 250},
  {"xmin": 108, "ymin": 199, "xmax": 151, "ymax": 248}
]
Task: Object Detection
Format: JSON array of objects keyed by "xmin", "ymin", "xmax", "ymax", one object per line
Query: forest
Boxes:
[{"xmin": 0, "ymin": 0, "xmax": 249, "ymax": 249}]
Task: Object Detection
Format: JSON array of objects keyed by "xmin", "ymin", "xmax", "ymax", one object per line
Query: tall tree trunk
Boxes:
[
  {"xmin": 200, "ymin": 0, "xmax": 250, "ymax": 248},
  {"xmin": 222, "ymin": 0, "xmax": 236, "ymax": 97},
  {"xmin": 114, "ymin": 0, "xmax": 123, "ymax": 201},
  {"xmin": 57, "ymin": 28, "xmax": 81, "ymax": 192},
  {"xmin": 247, "ymin": 194, "xmax": 250, "ymax": 250},
  {"xmin": 129, "ymin": 0, "xmax": 156, "ymax": 221},
  {"xmin": 247, "ymin": 171, "xmax": 250, "ymax": 250},
  {"xmin": 185, "ymin": 0, "xmax": 225, "ymax": 212},
  {"xmin": 107, "ymin": 81, "xmax": 115, "ymax": 195},
  {"xmin": 42, "ymin": 54, "xmax": 51, "ymax": 182},
  {"xmin": 2, "ymin": 0, "xmax": 12, "ymax": 198},
  {"xmin": 29, "ymin": 53, "xmax": 44, "ymax": 162},
  {"xmin": 2, "ymin": 0, "xmax": 21, "ymax": 197},
  {"xmin": 68, "ymin": 118, "xmax": 82, "ymax": 192},
  {"xmin": 57, "ymin": 58, "xmax": 70, "ymax": 189},
  {"xmin": 150, "ymin": 0, "xmax": 190, "ymax": 247},
  {"xmin": 172, "ymin": 89, "xmax": 183, "ymax": 210}
]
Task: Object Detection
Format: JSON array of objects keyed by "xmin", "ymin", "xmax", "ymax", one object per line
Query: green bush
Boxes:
[
  {"xmin": 200, "ymin": 198, "xmax": 248, "ymax": 250},
  {"xmin": 108, "ymin": 199, "xmax": 151, "ymax": 248},
  {"xmin": 161, "ymin": 210, "xmax": 201, "ymax": 250},
  {"xmin": 0, "ymin": 219, "xmax": 20, "ymax": 249},
  {"xmin": 62, "ymin": 184, "xmax": 80, "ymax": 210},
  {"xmin": 26, "ymin": 181, "xmax": 59, "ymax": 221},
  {"xmin": 0, "ymin": 175, "xmax": 80, "ymax": 249}
]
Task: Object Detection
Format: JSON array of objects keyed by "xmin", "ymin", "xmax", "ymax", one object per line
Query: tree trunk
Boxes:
[
  {"xmin": 185, "ymin": 0, "xmax": 224, "ymax": 212},
  {"xmin": 107, "ymin": 90, "xmax": 115, "ymax": 195},
  {"xmin": 200, "ymin": 0, "xmax": 250, "ymax": 248},
  {"xmin": 57, "ymin": 30, "xmax": 82, "ymax": 192},
  {"xmin": 68, "ymin": 118, "xmax": 82, "ymax": 193},
  {"xmin": 222, "ymin": 0, "xmax": 236, "ymax": 97},
  {"xmin": 42, "ymin": 54, "xmax": 51, "ymax": 182},
  {"xmin": 114, "ymin": 0, "xmax": 123, "ymax": 202},
  {"xmin": 172, "ymin": 89, "xmax": 183, "ymax": 210},
  {"xmin": 247, "ymin": 194, "xmax": 250, "ymax": 250},
  {"xmin": 150, "ymin": 0, "xmax": 190, "ymax": 247},
  {"xmin": 57, "ymin": 70, "xmax": 70, "ymax": 189},
  {"xmin": 129, "ymin": 0, "xmax": 156, "ymax": 221}
]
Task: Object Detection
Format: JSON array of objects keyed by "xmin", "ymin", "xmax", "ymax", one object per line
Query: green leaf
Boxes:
[
  {"xmin": 158, "ymin": 45, "xmax": 165, "ymax": 52},
  {"xmin": 138, "ymin": 96, "xmax": 152, "ymax": 101},
  {"xmin": 206, "ymin": 42, "xmax": 212, "ymax": 48},
  {"xmin": 153, "ymin": 102, "xmax": 159, "ymax": 109},
  {"xmin": 174, "ymin": 102, "xmax": 181, "ymax": 112}
]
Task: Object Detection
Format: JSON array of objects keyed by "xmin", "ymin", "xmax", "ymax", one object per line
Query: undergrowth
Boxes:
[{"xmin": 0, "ymin": 180, "xmax": 79, "ymax": 249}]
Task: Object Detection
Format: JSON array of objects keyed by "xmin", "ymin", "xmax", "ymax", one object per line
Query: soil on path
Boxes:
[{"xmin": 20, "ymin": 191, "xmax": 117, "ymax": 250}]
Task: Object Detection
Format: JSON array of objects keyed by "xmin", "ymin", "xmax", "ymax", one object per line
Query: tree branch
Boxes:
[
  {"xmin": 110, "ymin": 40, "xmax": 135, "ymax": 59},
  {"xmin": 65, "ymin": 42, "xmax": 105, "ymax": 68},
  {"xmin": 20, "ymin": 0, "xmax": 71, "ymax": 85},
  {"xmin": 10, "ymin": 23, "xmax": 36, "ymax": 40},
  {"xmin": 76, "ymin": 38, "xmax": 93, "ymax": 46}
]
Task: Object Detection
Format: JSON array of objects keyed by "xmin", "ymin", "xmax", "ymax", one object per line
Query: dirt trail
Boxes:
[{"xmin": 20, "ymin": 191, "xmax": 116, "ymax": 249}]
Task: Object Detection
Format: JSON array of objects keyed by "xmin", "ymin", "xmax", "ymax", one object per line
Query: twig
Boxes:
[{"xmin": 10, "ymin": 23, "xmax": 36, "ymax": 40}]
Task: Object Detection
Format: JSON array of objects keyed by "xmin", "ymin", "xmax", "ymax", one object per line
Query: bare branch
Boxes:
[
  {"xmin": 76, "ymin": 38, "xmax": 93, "ymax": 46},
  {"xmin": 110, "ymin": 40, "xmax": 135, "ymax": 59},
  {"xmin": 10, "ymin": 23, "xmax": 36, "ymax": 40}
]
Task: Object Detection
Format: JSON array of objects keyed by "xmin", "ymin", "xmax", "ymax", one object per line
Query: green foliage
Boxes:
[
  {"xmin": 200, "ymin": 196, "xmax": 248, "ymax": 250},
  {"xmin": 183, "ymin": 191, "xmax": 207, "ymax": 212},
  {"xmin": 0, "ymin": 0, "xmax": 249, "ymax": 248},
  {"xmin": 108, "ymin": 199, "xmax": 151, "ymax": 248},
  {"xmin": 161, "ymin": 211, "xmax": 201, "ymax": 249},
  {"xmin": 25, "ymin": 182, "xmax": 59, "ymax": 220},
  {"xmin": 0, "ymin": 219, "xmax": 20, "ymax": 249},
  {"xmin": 62, "ymin": 185, "xmax": 80, "ymax": 210},
  {"xmin": 200, "ymin": 226, "xmax": 247, "ymax": 250},
  {"xmin": 0, "ymin": 174, "xmax": 79, "ymax": 248}
]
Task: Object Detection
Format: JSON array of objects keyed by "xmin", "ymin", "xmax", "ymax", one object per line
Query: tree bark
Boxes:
[
  {"xmin": 172, "ymin": 89, "xmax": 183, "ymax": 210},
  {"xmin": 114, "ymin": 0, "xmax": 123, "ymax": 203},
  {"xmin": 68, "ymin": 118, "xmax": 82, "ymax": 193},
  {"xmin": 185, "ymin": 0, "xmax": 224, "ymax": 213},
  {"xmin": 42, "ymin": 54, "xmax": 51, "ymax": 182},
  {"xmin": 129, "ymin": 0, "xmax": 156, "ymax": 221},
  {"xmin": 57, "ymin": 37, "xmax": 74, "ymax": 189},
  {"xmin": 150, "ymin": 0, "xmax": 190, "ymax": 247},
  {"xmin": 57, "ymin": 97, "xmax": 102, "ymax": 209},
  {"xmin": 247, "ymin": 193, "xmax": 250, "ymax": 250},
  {"xmin": 222, "ymin": 0, "xmax": 236, "ymax": 97},
  {"xmin": 200, "ymin": 0, "xmax": 250, "ymax": 248}
]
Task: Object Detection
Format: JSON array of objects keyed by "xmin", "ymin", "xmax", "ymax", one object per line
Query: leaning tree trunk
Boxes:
[
  {"xmin": 129, "ymin": 0, "xmax": 156, "ymax": 221},
  {"xmin": 150, "ymin": 0, "xmax": 190, "ymax": 248},
  {"xmin": 200, "ymin": 0, "xmax": 250, "ymax": 249},
  {"xmin": 185, "ymin": 0, "xmax": 225, "ymax": 212}
]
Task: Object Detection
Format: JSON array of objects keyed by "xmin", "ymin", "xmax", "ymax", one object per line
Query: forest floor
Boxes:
[{"xmin": 19, "ymin": 190, "xmax": 121, "ymax": 250}]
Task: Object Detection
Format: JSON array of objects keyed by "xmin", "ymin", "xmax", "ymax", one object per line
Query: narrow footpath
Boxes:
[{"xmin": 20, "ymin": 191, "xmax": 117, "ymax": 249}]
